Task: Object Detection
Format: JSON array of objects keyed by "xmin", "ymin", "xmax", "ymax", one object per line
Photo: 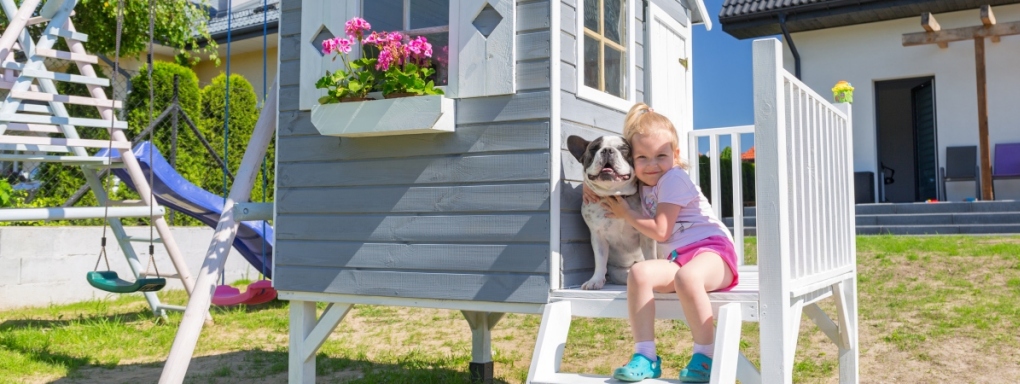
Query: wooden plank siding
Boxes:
[
  {"xmin": 275, "ymin": 0, "xmax": 553, "ymax": 303},
  {"xmin": 556, "ymin": 0, "xmax": 648, "ymax": 288}
]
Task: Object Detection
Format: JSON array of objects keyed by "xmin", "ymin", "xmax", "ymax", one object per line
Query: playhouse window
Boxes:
[
  {"xmin": 579, "ymin": 0, "xmax": 632, "ymax": 110},
  {"xmin": 364, "ymin": 0, "xmax": 450, "ymax": 86}
]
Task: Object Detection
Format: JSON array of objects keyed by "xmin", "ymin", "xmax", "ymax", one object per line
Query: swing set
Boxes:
[{"xmin": 0, "ymin": 0, "xmax": 276, "ymax": 313}]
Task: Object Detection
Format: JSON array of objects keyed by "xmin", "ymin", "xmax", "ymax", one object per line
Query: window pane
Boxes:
[
  {"xmin": 364, "ymin": 0, "xmax": 403, "ymax": 32},
  {"xmin": 603, "ymin": 0, "xmax": 624, "ymax": 44},
  {"xmin": 410, "ymin": 0, "xmax": 449, "ymax": 29},
  {"xmin": 584, "ymin": 0, "xmax": 599, "ymax": 32},
  {"xmin": 584, "ymin": 35, "xmax": 600, "ymax": 90},
  {"xmin": 604, "ymin": 45, "xmax": 625, "ymax": 98},
  {"xmin": 415, "ymin": 32, "xmax": 450, "ymax": 86}
]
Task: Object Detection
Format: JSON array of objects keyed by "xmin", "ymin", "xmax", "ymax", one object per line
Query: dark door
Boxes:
[{"xmin": 912, "ymin": 81, "xmax": 938, "ymax": 201}]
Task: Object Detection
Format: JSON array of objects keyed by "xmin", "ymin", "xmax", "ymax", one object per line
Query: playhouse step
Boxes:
[{"xmin": 532, "ymin": 374, "xmax": 682, "ymax": 384}]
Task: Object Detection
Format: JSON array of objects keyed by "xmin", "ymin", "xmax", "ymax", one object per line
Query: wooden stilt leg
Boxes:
[
  {"xmin": 710, "ymin": 303, "xmax": 742, "ymax": 384},
  {"xmin": 462, "ymin": 311, "xmax": 504, "ymax": 383}
]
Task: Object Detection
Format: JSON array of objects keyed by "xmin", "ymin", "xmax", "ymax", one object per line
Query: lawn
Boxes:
[{"xmin": 2, "ymin": 235, "xmax": 1019, "ymax": 383}]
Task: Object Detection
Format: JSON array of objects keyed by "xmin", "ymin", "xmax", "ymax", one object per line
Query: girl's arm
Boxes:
[{"xmin": 603, "ymin": 196, "xmax": 681, "ymax": 242}]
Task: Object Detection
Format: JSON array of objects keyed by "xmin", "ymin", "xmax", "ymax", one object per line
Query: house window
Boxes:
[
  {"xmin": 576, "ymin": 0, "xmax": 633, "ymax": 111},
  {"xmin": 364, "ymin": 0, "xmax": 450, "ymax": 86}
]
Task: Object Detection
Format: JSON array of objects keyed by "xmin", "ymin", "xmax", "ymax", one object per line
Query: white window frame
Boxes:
[
  {"xmin": 363, "ymin": 0, "xmax": 451, "ymax": 88},
  {"xmin": 576, "ymin": 0, "xmax": 637, "ymax": 112}
]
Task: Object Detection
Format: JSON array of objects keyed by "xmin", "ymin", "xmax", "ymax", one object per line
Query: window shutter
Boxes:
[
  {"xmin": 450, "ymin": 0, "xmax": 515, "ymax": 98},
  {"xmin": 300, "ymin": 1, "xmax": 359, "ymax": 110}
]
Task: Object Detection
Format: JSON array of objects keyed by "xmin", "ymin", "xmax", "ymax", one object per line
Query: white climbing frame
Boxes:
[{"xmin": 0, "ymin": 0, "xmax": 199, "ymax": 318}]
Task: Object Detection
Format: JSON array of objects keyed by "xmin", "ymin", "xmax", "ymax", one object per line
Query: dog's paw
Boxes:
[{"xmin": 581, "ymin": 276, "xmax": 606, "ymax": 290}]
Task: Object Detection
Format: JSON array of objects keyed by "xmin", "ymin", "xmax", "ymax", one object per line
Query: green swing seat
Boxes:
[{"xmin": 86, "ymin": 271, "xmax": 166, "ymax": 293}]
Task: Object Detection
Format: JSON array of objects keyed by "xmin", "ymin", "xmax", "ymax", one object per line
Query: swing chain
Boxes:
[{"xmin": 93, "ymin": 236, "xmax": 111, "ymax": 272}]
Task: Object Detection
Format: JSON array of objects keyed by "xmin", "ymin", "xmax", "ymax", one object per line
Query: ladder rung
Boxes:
[
  {"xmin": 46, "ymin": 27, "xmax": 88, "ymax": 43},
  {"xmin": 124, "ymin": 235, "xmax": 164, "ymax": 243},
  {"xmin": 16, "ymin": 103, "xmax": 52, "ymax": 114},
  {"xmin": 11, "ymin": 90, "xmax": 122, "ymax": 109},
  {"xmin": 2, "ymin": 63, "xmax": 110, "ymax": 87},
  {"xmin": 0, "ymin": 143, "xmax": 71, "ymax": 153},
  {"xmin": 0, "ymin": 113, "xmax": 127, "ymax": 129},
  {"xmin": 33, "ymin": 48, "xmax": 98, "ymax": 64},
  {"xmin": 0, "ymin": 80, "xmax": 13, "ymax": 90},
  {"xmin": 0, "ymin": 134, "xmax": 132, "ymax": 150},
  {"xmin": 3, "ymin": 123, "xmax": 64, "ymax": 133},
  {"xmin": 0, "ymin": 153, "xmax": 109, "ymax": 165}
]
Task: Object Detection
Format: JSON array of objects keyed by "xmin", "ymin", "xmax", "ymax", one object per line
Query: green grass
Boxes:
[{"xmin": 2, "ymin": 235, "xmax": 1019, "ymax": 383}]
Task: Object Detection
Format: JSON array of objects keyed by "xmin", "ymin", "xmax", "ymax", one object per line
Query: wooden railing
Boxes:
[{"xmin": 688, "ymin": 124, "xmax": 755, "ymax": 264}]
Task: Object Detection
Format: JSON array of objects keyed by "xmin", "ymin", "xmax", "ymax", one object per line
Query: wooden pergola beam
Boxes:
[
  {"xmin": 902, "ymin": 19, "xmax": 1020, "ymax": 46},
  {"xmin": 902, "ymin": 5, "xmax": 1017, "ymax": 201},
  {"xmin": 921, "ymin": 12, "xmax": 949, "ymax": 48}
]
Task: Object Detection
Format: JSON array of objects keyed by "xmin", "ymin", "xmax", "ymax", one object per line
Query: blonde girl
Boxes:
[{"xmin": 586, "ymin": 103, "xmax": 740, "ymax": 382}]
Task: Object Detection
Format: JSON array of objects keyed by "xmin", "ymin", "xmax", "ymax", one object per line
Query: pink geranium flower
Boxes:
[
  {"xmin": 345, "ymin": 17, "xmax": 371, "ymax": 39},
  {"xmin": 334, "ymin": 37, "xmax": 353, "ymax": 54}
]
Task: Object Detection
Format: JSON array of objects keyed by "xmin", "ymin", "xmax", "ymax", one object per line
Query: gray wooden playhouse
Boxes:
[{"xmin": 274, "ymin": 0, "xmax": 711, "ymax": 382}]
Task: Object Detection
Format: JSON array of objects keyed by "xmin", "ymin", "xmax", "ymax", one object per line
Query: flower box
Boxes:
[{"xmin": 310, "ymin": 94, "xmax": 455, "ymax": 137}]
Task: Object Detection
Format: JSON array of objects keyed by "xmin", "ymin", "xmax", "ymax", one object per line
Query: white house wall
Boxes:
[{"xmin": 783, "ymin": 3, "xmax": 1020, "ymax": 200}]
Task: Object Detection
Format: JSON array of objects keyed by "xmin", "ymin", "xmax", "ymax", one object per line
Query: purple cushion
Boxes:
[{"xmin": 993, "ymin": 143, "xmax": 1020, "ymax": 177}]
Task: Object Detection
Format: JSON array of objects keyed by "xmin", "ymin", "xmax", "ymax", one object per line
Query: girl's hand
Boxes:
[
  {"xmin": 601, "ymin": 195, "xmax": 631, "ymax": 219},
  {"xmin": 581, "ymin": 183, "xmax": 600, "ymax": 204}
]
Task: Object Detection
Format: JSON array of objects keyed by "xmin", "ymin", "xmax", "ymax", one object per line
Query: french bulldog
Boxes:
[{"xmin": 567, "ymin": 135, "xmax": 656, "ymax": 290}]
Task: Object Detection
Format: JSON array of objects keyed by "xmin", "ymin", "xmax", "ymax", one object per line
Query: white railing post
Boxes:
[
  {"xmin": 731, "ymin": 133, "xmax": 744, "ymax": 262},
  {"xmin": 752, "ymin": 38, "xmax": 794, "ymax": 384}
]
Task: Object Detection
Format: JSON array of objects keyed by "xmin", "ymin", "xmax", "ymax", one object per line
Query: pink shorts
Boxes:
[{"xmin": 667, "ymin": 235, "xmax": 740, "ymax": 292}]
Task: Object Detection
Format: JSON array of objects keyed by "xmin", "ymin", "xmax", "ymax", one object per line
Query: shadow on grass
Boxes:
[{"xmin": 44, "ymin": 349, "xmax": 513, "ymax": 384}]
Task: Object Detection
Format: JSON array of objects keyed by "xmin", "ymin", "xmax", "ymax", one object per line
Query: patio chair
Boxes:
[
  {"xmin": 941, "ymin": 146, "xmax": 979, "ymax": 201},
  {"xmin": 992, "ymin": 142, "xmax": 1020, "ymax": 199}
]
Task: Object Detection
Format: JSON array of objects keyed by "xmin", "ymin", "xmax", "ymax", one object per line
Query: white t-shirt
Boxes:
[{"xmin": 640, "ymin": 167, "xmax": 734, "ymax": 257}]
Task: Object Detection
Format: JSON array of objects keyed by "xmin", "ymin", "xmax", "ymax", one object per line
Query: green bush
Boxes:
[
  {"xmin": 699, "ymin": 147, "xmax": 756, "ymax": 218},
  {"xmin": 199, "ymin": 73, "xmax": 275, "ymax": 205}
]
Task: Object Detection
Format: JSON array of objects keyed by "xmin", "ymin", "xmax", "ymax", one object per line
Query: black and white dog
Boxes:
[{"xmin": 567, "ymin": 135, "xmax": 656, "ymax": 290}]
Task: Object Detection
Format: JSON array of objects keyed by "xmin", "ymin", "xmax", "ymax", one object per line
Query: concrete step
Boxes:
[
  {"xmin": 729, "ymin": 224, "xmax": 1020, "ymax": 236},
  {"xmin": 736, "ymin": 200, "xmax": 1020, "ymax": 217},
  {"xmin": 855, "ymin": 212, "xmax": 1020, "ymax": 226}
]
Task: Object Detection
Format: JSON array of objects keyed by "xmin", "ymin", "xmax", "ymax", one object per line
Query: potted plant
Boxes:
[
  {"xmin": 832, "ymin": 80, "xmax": 854, "ymax": 104},
  {"xmin": 310, "ymin": 17, "xmax": 454, "ymax": 137},
  {"xmin": 315, "ymin": 18, "xmax": 377, "ymax": 103}
]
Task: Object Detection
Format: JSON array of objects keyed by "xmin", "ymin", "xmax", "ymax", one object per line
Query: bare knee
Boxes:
[
  {"xmin": 673, "ymin": 267, "xmax": 703, "ymax": 295},
  {"xmin": 628, "ymin": 262, "xmax": 656, "ymax": 287}
]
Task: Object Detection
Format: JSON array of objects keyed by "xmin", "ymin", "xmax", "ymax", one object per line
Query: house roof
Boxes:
[
  {"xmin": 719, "ymin": 0, "xmax": 1020, "ymax": 39},
  {"xmin": 741, "ymin": 146, "xmax": 755, "ymax": 161},
  {"xmin": 205, "ymin": 0, "xmax": 280, "ymax": 43}
]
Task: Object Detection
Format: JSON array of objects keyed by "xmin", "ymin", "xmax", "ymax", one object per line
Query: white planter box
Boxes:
[{"xmin": 309, "ymin": 95, "xmax": 455, "ymax": 137}]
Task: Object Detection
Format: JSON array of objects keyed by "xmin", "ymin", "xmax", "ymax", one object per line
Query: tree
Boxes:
[
  {"xmin": 199, "ymin": 73, "xmax": 275, "ymax": 205},
  {"xmin": 0, "ymin": 0, "xmax": 217, "ymax": 65}
]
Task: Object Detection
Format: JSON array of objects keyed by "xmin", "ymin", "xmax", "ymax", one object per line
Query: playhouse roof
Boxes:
[{"xmin": 719, "ymin": 0, "xmax": 1020, "ymax": 39}]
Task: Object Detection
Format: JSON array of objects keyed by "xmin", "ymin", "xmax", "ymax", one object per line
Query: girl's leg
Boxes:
[
  {"xmin": 673, "ymin": 252, "xmax": 734, "ymax": 345},
  {"xmin": 628, "ymin": 259, "xmax": 681, "ymax": 342}
]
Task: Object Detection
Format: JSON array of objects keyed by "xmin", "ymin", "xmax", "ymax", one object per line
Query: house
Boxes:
[
  {"xmin": 187, "ymin": 0, "xmax": 279, "ymax": 90},
  {"xmin": 271, "ymin": 0, "xmax": 714, "ymax": 381},
  {"xmin": 719, "ymin": 0, "xmax": 1020, "ymax": 203}
]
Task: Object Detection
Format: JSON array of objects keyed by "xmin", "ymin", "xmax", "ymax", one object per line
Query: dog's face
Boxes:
[{"xmin": 567, "ymin": 135, "xmax": 638, "ymax": 197}]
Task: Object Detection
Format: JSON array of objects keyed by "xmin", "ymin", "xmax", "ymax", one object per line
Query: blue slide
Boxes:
[{"xmin": 99, "ymin": 142, "xmax": 273, "ymax": 278}]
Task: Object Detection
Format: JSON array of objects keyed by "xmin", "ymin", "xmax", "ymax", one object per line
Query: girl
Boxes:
[{"xmin": 585, "ymin": 103, "xmax": 740, "ymax": 382}]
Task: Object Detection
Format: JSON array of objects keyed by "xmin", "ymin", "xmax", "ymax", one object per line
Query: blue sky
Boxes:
[
  {"xmin": 690, "ymin": 0, "xmax": 766, "ymax": 155},
  {"xmin": 692, "ymin": 0, "xmax": 755, "ymax": 130}
]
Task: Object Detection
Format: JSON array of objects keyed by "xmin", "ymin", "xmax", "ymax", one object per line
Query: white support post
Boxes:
[
  {"xmin": 462, "ymin": 311, "xmax": 505, "ymax": 383},
  {"xmin": 752, "ymin": 38, "xmax": 794, "ymax": 384},
  {"xmin": 730, "ymin": 133, "xmax": 744, "ymax": 262},
  {"xmin": 289, "ymin": 300, "xmax": 317, "ymax": 384},
  {"xmin": 526, "ymin": 301, "xmax": 571, "ymax": 383},
  {"xmin": 159, "ymin": 82, "xmax": 278, "ymax": 384},
  {"xmin": 837, "ymin": 278, "xmax": 859, "ymax": 384},
  {"xmin": 288, "ymin": 301, "xmax": 352, "ymax": 384},
  {"xmin": 709, "ymin": 303, "xmax": 742, "ymax": 384}
]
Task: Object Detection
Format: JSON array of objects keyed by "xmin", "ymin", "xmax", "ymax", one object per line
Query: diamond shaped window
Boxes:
[
  {"xmin": 472, "ymin": 3, "xmax": 503, "ymax": 38},
  {"xmin": 311, "ymin": 25, "xmax": 335, "ymax": 56}
]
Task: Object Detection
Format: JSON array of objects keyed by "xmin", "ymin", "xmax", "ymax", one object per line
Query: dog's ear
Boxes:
[{"xmin": 567, "ymin": 135, "xmax": 590, "ymax": 162}]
